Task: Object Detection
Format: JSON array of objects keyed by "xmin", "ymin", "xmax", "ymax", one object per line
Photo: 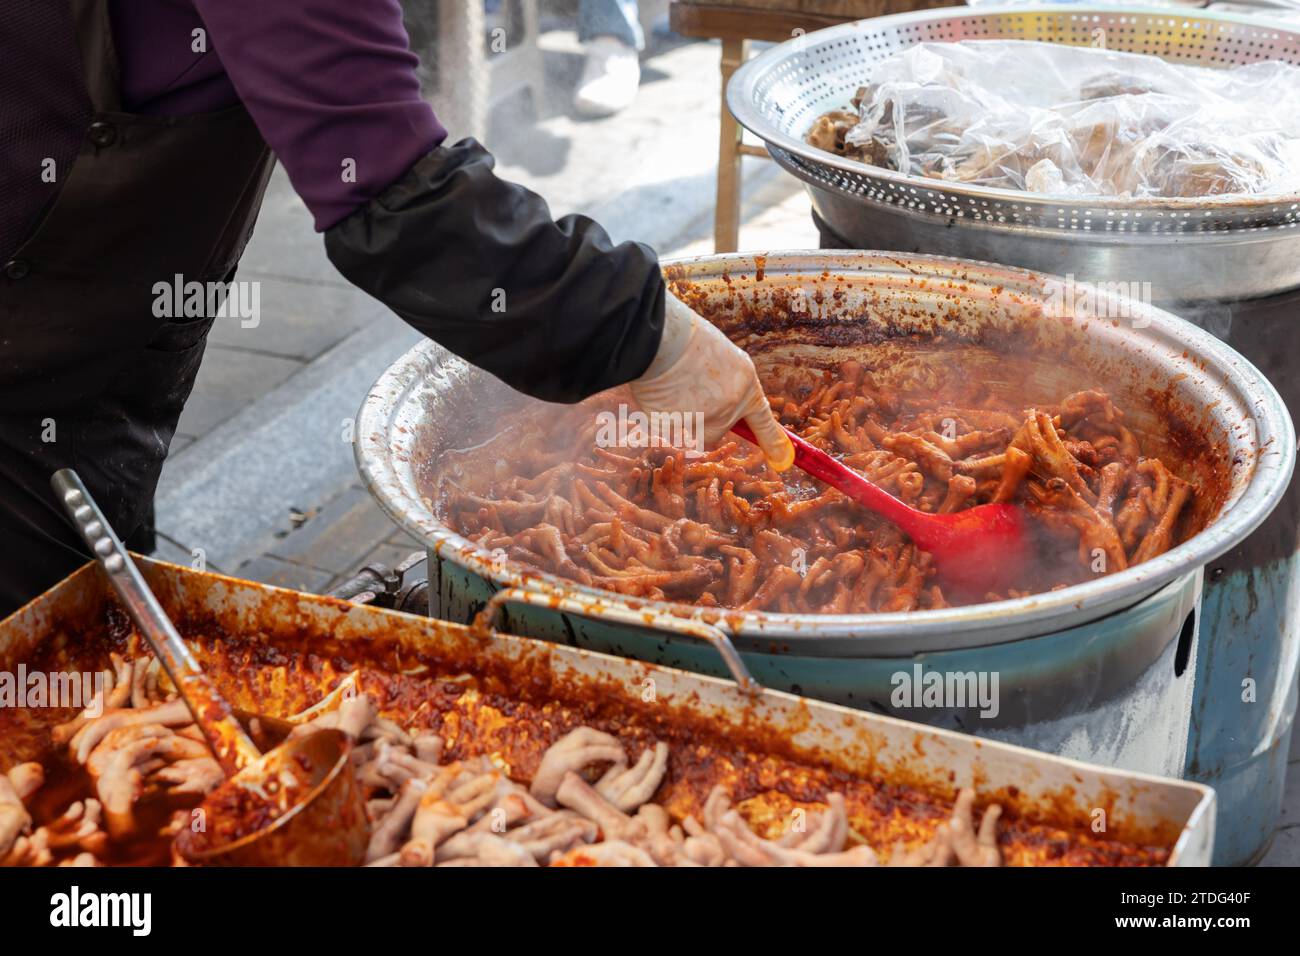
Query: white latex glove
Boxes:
[{"xmin": 629, "ymin": 292, "xmax": 794, "ymax": 471}]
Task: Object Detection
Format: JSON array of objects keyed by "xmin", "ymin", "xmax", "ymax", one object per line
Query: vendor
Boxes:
[{"xmin": 0, "ymin": 1, "xmax": 793, "ymax": 617}]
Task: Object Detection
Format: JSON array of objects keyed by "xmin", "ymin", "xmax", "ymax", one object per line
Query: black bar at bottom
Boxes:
[{"xmin": 5, "ymin": 863, "xmax": 1282, "ymax": 942}]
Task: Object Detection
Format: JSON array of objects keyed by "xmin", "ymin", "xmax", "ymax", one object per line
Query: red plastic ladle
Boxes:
[{"xmin": 731, "ymin": 421, "xmax": 1032, "ymax": 596}]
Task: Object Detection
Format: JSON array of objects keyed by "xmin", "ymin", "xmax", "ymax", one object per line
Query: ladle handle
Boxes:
[
  {"xmin": 731, "ymin": 421, "xmax": 927, "ymax": 538},
  {"xmin": 51, "ymin": 469, "xmax": 259, "ymax": 776}
]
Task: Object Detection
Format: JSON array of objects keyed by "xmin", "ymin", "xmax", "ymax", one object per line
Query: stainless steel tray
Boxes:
[{"xmin": 1, "ymin": 558, "xmax": 1216, "ymax": 865}]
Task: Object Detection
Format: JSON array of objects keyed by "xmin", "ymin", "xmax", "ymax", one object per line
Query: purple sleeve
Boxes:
[{"xmin": 191, "ymin": 0, "xmax": 446, "ymax": 231}]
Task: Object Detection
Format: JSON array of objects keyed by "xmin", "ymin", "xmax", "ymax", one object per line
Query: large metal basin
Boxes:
[{"xmin": 356, "ymin": 251, "xmax": 1294, "ymax": 782}]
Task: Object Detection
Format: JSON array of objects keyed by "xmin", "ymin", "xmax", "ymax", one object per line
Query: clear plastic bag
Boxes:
[{"xmin": 840, "ymin": 40, "xmax": 1300, "ymax": 199}]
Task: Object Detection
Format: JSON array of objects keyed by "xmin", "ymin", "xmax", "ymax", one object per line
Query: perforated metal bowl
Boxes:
[{"xmin": 727, "ymin": 5, "xmax": 1300, "ymax": 300}]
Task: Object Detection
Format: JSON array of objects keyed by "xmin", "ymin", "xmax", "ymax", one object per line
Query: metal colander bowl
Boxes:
[{"xmin": 727, "ymin": 5, "xmax": 1300, "ymax": 300}]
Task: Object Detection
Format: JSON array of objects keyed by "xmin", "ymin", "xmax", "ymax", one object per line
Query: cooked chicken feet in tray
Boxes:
[{"xmin": 4, "ymin": 665, "xmax": 1008, "ymax": 867}]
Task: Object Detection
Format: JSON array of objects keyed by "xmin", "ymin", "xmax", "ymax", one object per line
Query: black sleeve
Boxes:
[{"xmin": 324, "ymin": 138, "xmax": 665, "ymax": 404}]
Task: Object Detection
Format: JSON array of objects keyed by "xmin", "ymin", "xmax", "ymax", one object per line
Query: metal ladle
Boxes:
[{"xmin": 51, "ymin": 469, "xmax": 368, "ymax": 866}]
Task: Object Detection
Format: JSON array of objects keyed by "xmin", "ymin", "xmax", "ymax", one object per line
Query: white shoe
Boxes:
[{"xmin": 574, "ymin": 36, "xmax": 641, "ymax": 118}]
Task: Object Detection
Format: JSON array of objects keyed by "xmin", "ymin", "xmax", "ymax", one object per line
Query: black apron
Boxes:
[{"xmin": 0, "ymin": 1, "xmax": 275, "ymax": 616}]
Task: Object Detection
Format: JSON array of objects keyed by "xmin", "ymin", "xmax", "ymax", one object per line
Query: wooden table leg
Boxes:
[{"xmin": 714, "ymin": 36, "xmax": 749, "ymax": 254}]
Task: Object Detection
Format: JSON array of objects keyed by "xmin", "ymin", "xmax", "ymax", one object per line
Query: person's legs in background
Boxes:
[{"xmin": 575, "ymin": 0, "xmax": 643, "ymax": 118}]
